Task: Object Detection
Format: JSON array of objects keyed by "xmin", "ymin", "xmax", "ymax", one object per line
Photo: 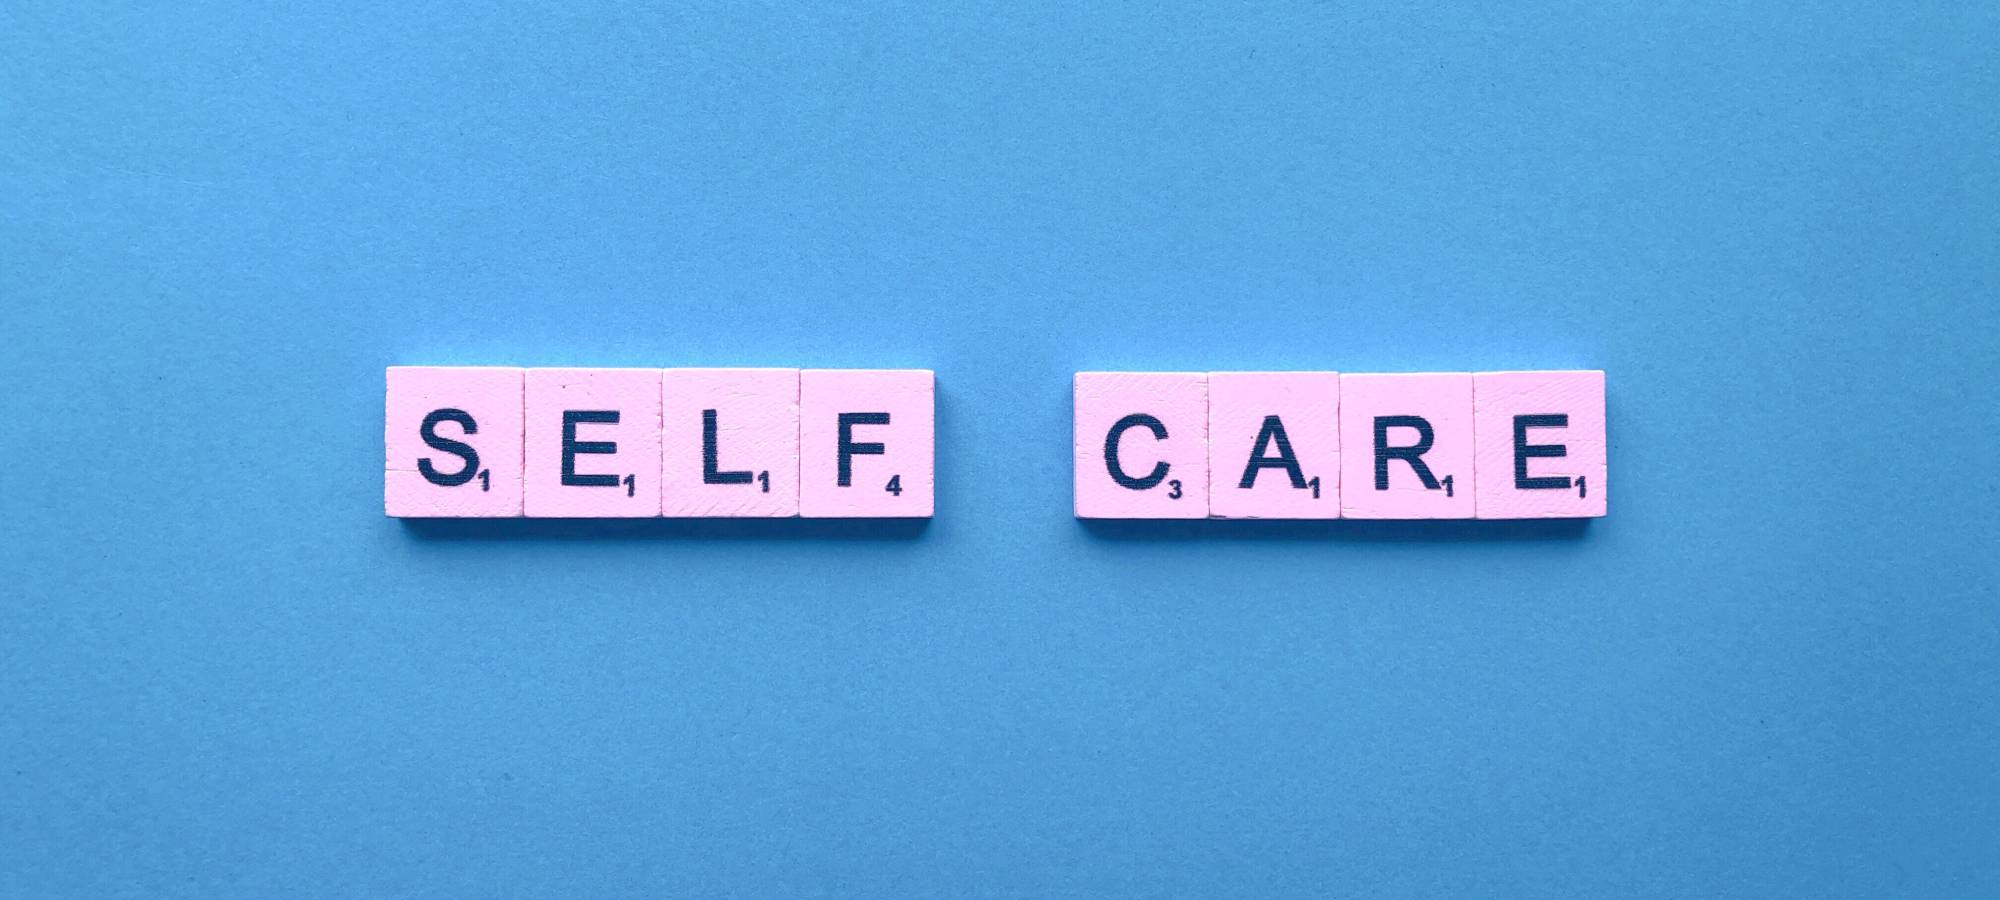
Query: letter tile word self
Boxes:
[
  {"xmin": 1074, "ymin": 370, "xmax": 1606, "ymax": 520},
  {"xmin": 385, "ymin": 367, "xmax": 935, "ymax": 519}
]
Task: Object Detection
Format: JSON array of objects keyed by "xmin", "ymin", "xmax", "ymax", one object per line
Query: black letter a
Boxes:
[{"xmin": 1239, "ymin": 415, "xmax": 1305, "ymax": 489}]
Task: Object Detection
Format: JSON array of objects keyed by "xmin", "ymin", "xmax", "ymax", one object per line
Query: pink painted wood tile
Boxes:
[
  {"xmin": 798, "ymin": 369, "xmax": 934, "ymax": 518},
  {"xmin": 1207, "ymin": 371, "xmax": 1340, "ymax": 519},
  {"xmin": 661, "ymin": 368, "xmax": 799, "ymax": 518},
  {"xmin": 1474, "ymin": 370, "xmax": 1607, "ymax": 519},
  {"xmin": 1073, "ymin": 372, "xmax": 1208, "ymax": 519},
  {"xmin": 384, "ymin": 366, "xmax": 524, "ymax": 518},
  {"xmin": 524, "ymin": 368, "xmax": 663, "ymax": 518},
  {"xmin": 1337, "ymin": 373, "xmax": 1475, "ymax": 519}
]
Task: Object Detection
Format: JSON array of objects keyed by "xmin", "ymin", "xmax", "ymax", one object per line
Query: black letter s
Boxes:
[{"xmin": 418, "ymin": 408, "xmax": 479, "ymax": 487}]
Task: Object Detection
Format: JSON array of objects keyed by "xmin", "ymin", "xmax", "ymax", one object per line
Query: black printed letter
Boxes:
[
  {"xmin": 562, "ymin": 410, "xmax": 620, "ymax": 487},
  {"xmin": 1105, "ymin": 413, "xmax": 1170, "ymax": 491},
  {"xmin": 702, "ymin": 409, "xmax": 753, "ymax": 485},
  {"xmin": 837, "ymin": 412, "xmax": 889, "ymax": 487},
  {"xmin": 418, "ymin": 408, "xmax": 480, "ymax": 487},
  {"xmin": 1239, "ymin": 415, "xmax": 1306, "ymax": 489},
  {"xmin": 1513, "ymin": 414, "xmax": 1571, "ymax": 490},
  {"xmin": 1373, "ymin": 415, "xmax": 1440, "ymax": 490}
]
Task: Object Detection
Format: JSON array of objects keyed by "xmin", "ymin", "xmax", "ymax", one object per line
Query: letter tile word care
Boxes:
[
  {"xmin": 385, "ymin": 368, "xmax": 934, "ymax": 518},
  {"xmin": 1074, "ymin": 371, "xmax": 1606, "ymax": 520}
]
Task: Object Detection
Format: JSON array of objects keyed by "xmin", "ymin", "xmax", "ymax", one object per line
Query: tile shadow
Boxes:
[
  {"xmin": 1078, "ymin": 516, "xmax": 1591, "ymax": 544},
  {"xmin": 400, "ymin": 516, "xmax": 931, "ymax": 542}
]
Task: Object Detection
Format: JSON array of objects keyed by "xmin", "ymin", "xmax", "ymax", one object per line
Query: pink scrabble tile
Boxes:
[
  {"xmin": 524, "ymin": 368, "xmax": 663, "ymax": 518},
  {"xmin": 1474, "ymin": 370, "xmax": 1607, "ymax": 519},
  {"xmin": 1207, "ymin": 372, "xmax": 1340, "ymax": 519},
  {"xmin": 384, "ymin": 366, "xmax": 524, "ymax": 517},
  {"xmin": 1338, "ymin": 373, "xmax": 1475, "ymax": 519},
  {"xmin": 798, "ymin": 369, "xmax": 934, "ymax": 518},
  {"xmin": 1073, "ymin": 372, "xmax": 1208, "ymax": 519},
  {"xmin": 661, "ymin": 368, "xmax": 800, "ymax": 518}
]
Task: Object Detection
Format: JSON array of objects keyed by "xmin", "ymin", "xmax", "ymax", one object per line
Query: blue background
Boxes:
[{"xmin": 4, "ymin": 1, "xmax": 1997, "ymax": 896}]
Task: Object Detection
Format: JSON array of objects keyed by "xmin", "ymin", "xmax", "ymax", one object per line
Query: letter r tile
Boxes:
[
  {"xmin": 384, "ymin": 366, "xmax": 524, "ymax": 518},
  {"xmin": 1073, "ymin": 372, "xmax": 1208, "ymax": 519},
  {"xmin": 1338, "ymin": 373, "xmax": 1475, "ymax": 519},
  {"xmin": 524, "ymin": 368, "xmax": 663, "ymax": 518},
  {"xmin": 1474, "ymin": 370, "xmax": 1607, "ymax": 519},
  {"xmin": 798, "ymin": 369, "xmax": 934, "ymax": 518}
]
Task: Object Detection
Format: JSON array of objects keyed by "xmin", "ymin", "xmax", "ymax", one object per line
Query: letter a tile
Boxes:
[{"xmin": 1207, "ymin": 371, "xmax": 1340, "ymax": 519}]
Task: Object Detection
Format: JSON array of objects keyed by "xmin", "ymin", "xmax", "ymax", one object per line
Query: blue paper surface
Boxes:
[{"xmin": 3, "ymin": 1, "xmax": 1996, "ymax": 895}]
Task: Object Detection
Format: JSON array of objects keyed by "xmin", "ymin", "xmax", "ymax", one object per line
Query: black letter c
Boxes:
[{"xmin": 1104, "ymin": 413, "xmax": 1169, "ymax": 490}]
